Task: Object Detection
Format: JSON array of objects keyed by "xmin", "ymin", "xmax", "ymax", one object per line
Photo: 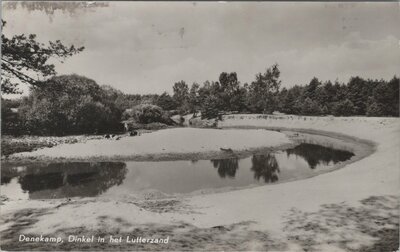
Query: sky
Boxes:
[{"xmin": 2, "ymin": 1, "xmax": 400, "ymax": 97}]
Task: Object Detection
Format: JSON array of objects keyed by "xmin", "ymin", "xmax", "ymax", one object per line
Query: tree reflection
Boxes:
[
  {"xmin": 211, "ymin": 158, "xmax": 239, "ymax": 178},
  {"xmin": 17, "ymin": 162, "xmax": 127, "ymax": 199},
  {"xmin": 1, "ymin": 176, "xmax": 12, "ymax": 185},
  {"xmin": 251, "ymin": 154, "xmax": 280, "ymax": 183},
  {"xmin": 286, "ymin": 143, "xmax": 354, "ymax": 169}
]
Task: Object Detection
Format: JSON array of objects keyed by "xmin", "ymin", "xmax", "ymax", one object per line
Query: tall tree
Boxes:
[
  {"xmin": 156, "ymin": 92, "xmax": 177, "ymax": 111},
  {"xmin": 367, "ymin": 77, "xmax": 399, "ymax": 116},
  {"xmin": 188, "ymin": 82, "xmax": 200, "ymax": 115},
  {"xmin": 172, "ymin": 80, "xmax": 189, "ymax": 113},
  {"xmin": 247, "ymin": 64, "xmax": 281, "ymax": 113},
  {"xmin": 304, "ymin": 77, "xmax": 321, "ymax": 101},
  {"xmin": 387, "ymin": 76, "xmax": 400, "ymax": 116},
  {"xmin": 218, "ymin": 72, "xmax": 241, "ymax": 111},
  {"xmin": 198, "ymin": 81, "xmax": 224, "ymax": 119},
  {"xmin": 1, "ymin": 20, "xmax": 84, "ymax": 94},
  {"xmin": 346, "ymin": 76, "xmax": 370, "ymax": 115}
]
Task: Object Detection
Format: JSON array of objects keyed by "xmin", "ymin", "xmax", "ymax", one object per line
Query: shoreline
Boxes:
[
  {"xmin": 2, "ymin": 128, "xmax": 292, "ymax": 163},
  {"xmin": 1, "ymin": 127, "xmax": 374, "ymax": 165},
  {"xmin": 1, "ymin": 128, "xmax": 376, "ymax": 200},
  {"xmin": 1, "ymin": 143, "xmax": 294, "ymax": 164}
]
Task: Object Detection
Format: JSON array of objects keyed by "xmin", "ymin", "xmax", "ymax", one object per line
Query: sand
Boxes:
[
  {"xmin": 8, "ymin": 128, "xmax": 291, "ymax": 160},
  {"xmin": 1, "ymin": 115, "xmax": 399, "ymax": 251}
]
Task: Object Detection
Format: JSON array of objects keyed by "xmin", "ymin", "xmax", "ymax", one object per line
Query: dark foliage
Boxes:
[
  {"xmin": 1, "ymin": 20, "xmax": 84, "ymax": 94},
  {"xmin": 1, "ymin": 98, "xmax": 23, "ymax": 135},
  {"xmin": 286, "ymin": 143, "xmax": 354, "ymax": 169},
  {"xmin": 156, "ymin": 92, "xmax": 178, "ymax": 111},
  {"xmin": 122, "ymin": 104, "xmax": 170, "ymax": 124},
  {"xmin": 174, "ymin": 65, "xmax": 398, "ymax": 118},
  {"xmin": 251, "ymin": 154, "xmax": 280, "ymax": 183},
  {"xmin": 13, "ymin": 75, "xmax": 123, "ymax": 135},
  {"xmin": 211, "ymin": 158, "xmax": 239, "ymax": 178}
]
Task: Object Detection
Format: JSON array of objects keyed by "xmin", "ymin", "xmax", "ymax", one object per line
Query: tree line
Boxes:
[
  {"xmin": 157, "ymin": 64, "xmax": 399, "ymax": 119},
  {"xmin": 2, "ymin": 68, "xmax": 398, "ymax": 136}
]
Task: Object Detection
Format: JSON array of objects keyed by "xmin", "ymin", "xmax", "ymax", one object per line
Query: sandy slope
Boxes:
[
  {"xmin": 9, "ymin": 128, "xmax": 290, "ymax": 160},
  {"xmin": 1, "ymin": 115, "xmax": 399, "ymax": 251}
]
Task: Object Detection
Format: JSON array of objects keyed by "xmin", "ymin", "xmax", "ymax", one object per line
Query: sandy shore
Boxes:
[
  {"xmin": 6, "ymin": 128, "xmax": 292, "ymax": 162},
  {"xmin": 1, "ymin": 115, "xmax": 399, "ymax": 251}
]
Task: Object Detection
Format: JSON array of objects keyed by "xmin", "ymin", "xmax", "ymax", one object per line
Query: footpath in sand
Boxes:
[{"xmin": 1, "ymin": 115, "xmax": 399, "ymax": 251}]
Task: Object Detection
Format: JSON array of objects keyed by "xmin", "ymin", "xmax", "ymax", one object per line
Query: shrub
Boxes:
[
  {"xmin": 17, "ymin": 75, "xmax": 122, "ymax": 135},
  {"xmin": 1, "ymin": 99, "xmax": 24, "ymax": 135},
  {"xmin": 123, "ymin": 104, "xmax": 166, "ymax": 124}
]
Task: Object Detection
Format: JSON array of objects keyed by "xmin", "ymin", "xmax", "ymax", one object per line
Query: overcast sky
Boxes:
[{"xmin": 2, "ymin": 2, "xmax": 400, "ymax": 96}]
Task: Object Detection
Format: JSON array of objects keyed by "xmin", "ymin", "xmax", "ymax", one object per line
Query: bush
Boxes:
[
  {"xmin": 1, "ymin": 99, "xmax": 24, "ymax": 135},
  {"xmin": 123, "ymin": 104, "xmax": 167, "ymax": 124},
  {"xmin": 17, "ymin": 75, "xmax": 122, "ymax": 135}
]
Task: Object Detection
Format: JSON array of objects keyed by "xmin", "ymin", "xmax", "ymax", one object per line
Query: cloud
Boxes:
[{"xmin": 2, "ymin": 2, "xmax": 399, "ymax": 96}]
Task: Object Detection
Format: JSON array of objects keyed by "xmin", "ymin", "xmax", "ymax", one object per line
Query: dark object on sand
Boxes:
[
  {"xmin": 211, "ymin": 225, "xmax": 229, "ymax": 231},
  {"xmin": 104, "ymin": 134, "xmax": 111, "ymax": 139},
  {"xmin": 220, "ymin": 147, "xmax": 233, "ymax": 153},
  {"xmin": 130, "ymin": 130, "xmax": 138, "ymax": 136},
  {"xmin": 111, "ymin": 134, "xmax": 115, "ymax": 138},
  {"xmin": 115, "ymin": 136, "xmax": 122, "ymax": 140}
]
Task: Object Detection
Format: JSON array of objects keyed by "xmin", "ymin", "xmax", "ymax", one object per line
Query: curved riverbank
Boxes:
[
  {"xmin": 4, "ymin": 128, "xmax": 293, "ymax": 162},
  {"xmin": 2, "ymin": 128, "xmax": 373, "ymax": 166},
  {"xmin": 182, "ymin": 129, "xmax": 376, "ymax": 198}
]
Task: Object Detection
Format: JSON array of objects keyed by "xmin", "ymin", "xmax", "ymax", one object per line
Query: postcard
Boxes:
[{"xmin": 1, "ymin": 1, "xmax": 399, "ymax": 251}]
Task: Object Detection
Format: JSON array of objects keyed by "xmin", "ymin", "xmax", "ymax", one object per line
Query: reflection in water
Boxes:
[
  {"xmin": 1, "ymin": 162, "xmax": 127, "ymax": 199},
  {"xmin": 1, "ymin": 142, "xmax": 356, "ymax": 198},
  {"xmin": 211, "ymin": 158, "xmax": 239, "ymax": 178},
  {"xmin": 1, "ymin": 176, "xmax": 12, "ymax": 184},
  {"xmin": 251, "ymin": 154, "xmax": 280, "ymax": 183},
  {"xmin": 20, "ymin": 173, "xmax": 64, "ymax": 192},
  {"xmin": 286, "ymin": 143, "xmax": 354, "ymax": 169}
]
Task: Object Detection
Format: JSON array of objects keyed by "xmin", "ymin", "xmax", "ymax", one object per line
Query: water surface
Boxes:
[{"xmin": 1, "ymin": 143, "xmax": 354, "ymax": 199}]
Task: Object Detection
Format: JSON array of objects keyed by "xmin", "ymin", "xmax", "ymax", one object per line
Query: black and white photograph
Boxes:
[{"xmin": 0, "ymin": 1, "xmax": 399, "ymax": 251}]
